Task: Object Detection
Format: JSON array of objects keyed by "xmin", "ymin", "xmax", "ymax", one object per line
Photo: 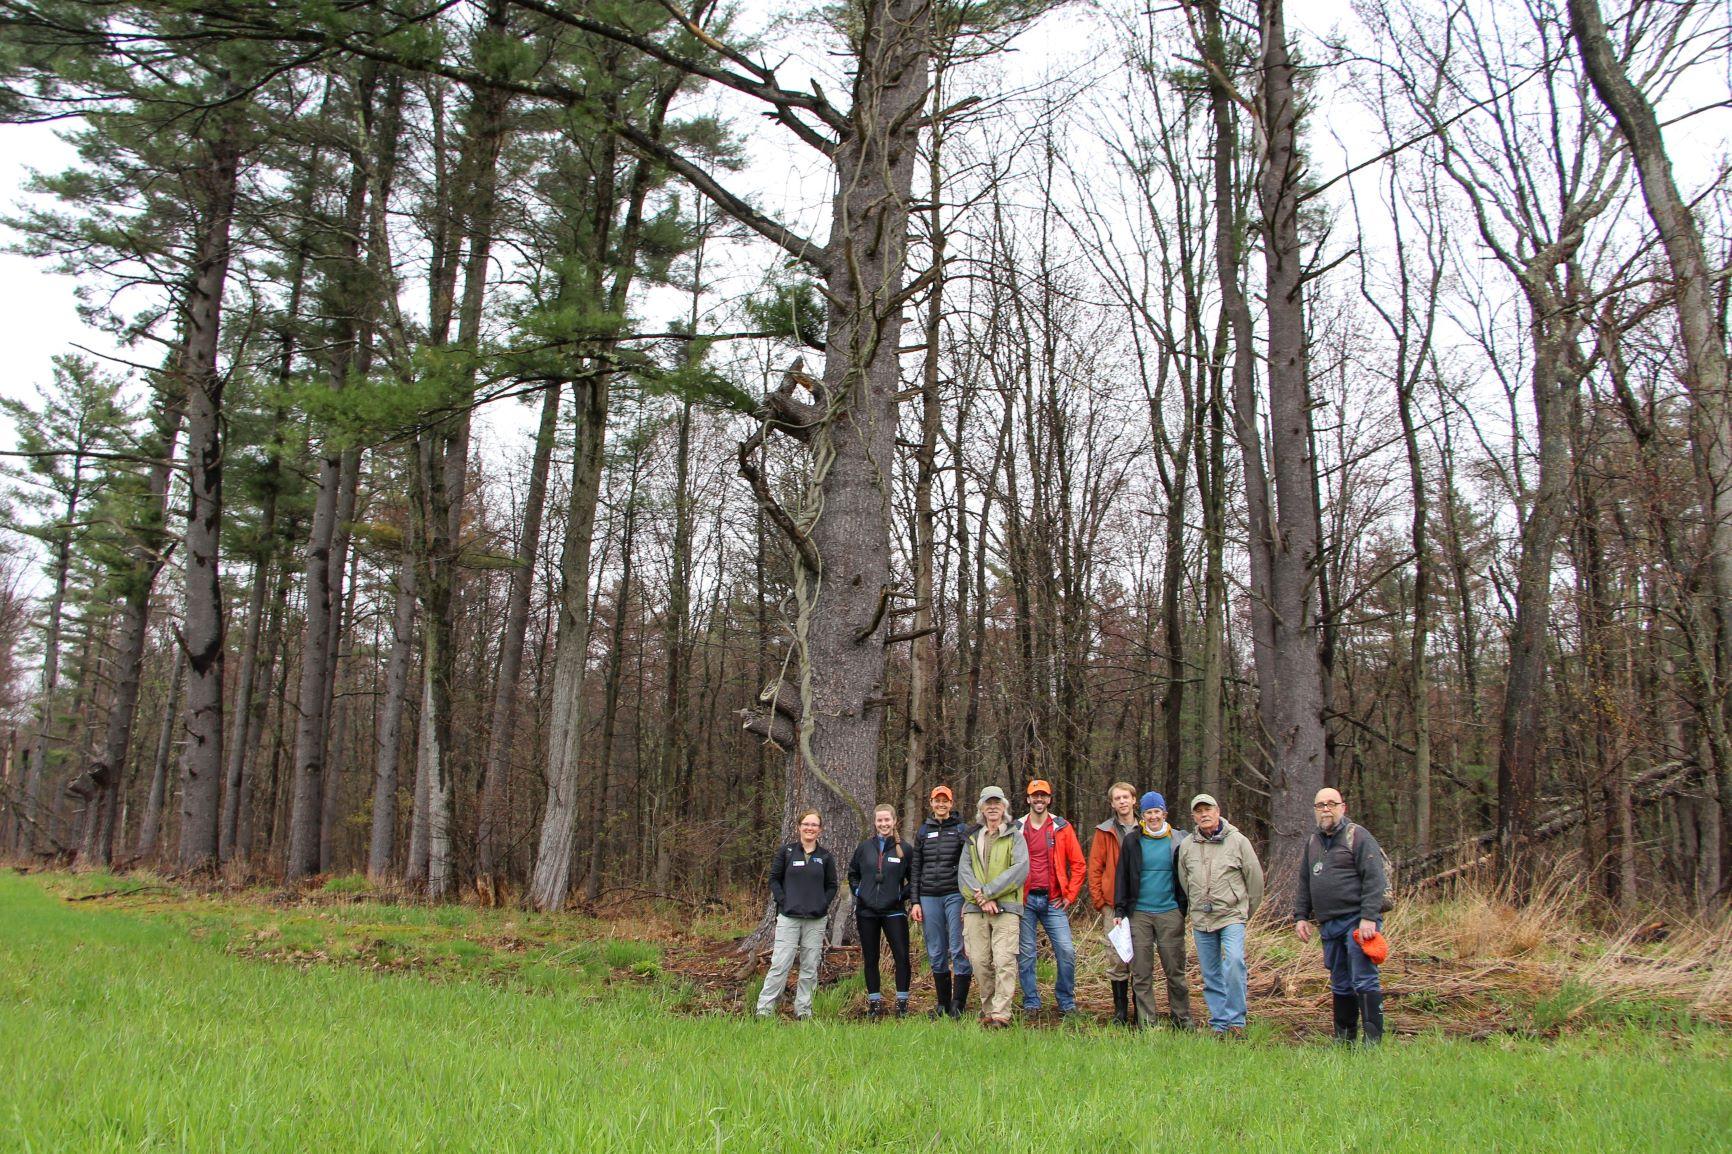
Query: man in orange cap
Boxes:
[
  {"xmin": 1017, "ymin": 779, "xmax": 1085, "ymax": 1016},
  {"xmin": 1293, "ymin": 787, "xmax": 1390, "ymax": 1043}
]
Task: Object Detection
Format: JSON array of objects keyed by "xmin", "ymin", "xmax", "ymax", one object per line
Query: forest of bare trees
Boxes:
[{"xmin": 0, "ymin": 0, "xmax": 1727, "ymax": 917}]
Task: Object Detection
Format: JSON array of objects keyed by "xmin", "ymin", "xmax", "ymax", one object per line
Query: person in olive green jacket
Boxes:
[
  {"xmin": 957, "ymin": 786, "xmax": 1029, "ymax": 1028},
  {"xmin": 1174, "ymin": 794, "xmax": 1263, "ymax": 1037}
]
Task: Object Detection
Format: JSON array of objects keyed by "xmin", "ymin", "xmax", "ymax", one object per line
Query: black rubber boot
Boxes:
[
  {"xmin": 1111, "ymin": 980, "xmax": 1130, "ymax": 1026},
  {"xmin": 1332, "ymin": 993, "xmax": 1359, "ymax": 1043},
  {"xmin": 951, "ymin": 974, "xmax": 972, "ymax": 1019},
  {"xmin": 1358, "ymin": 991, "xmax": 1384, "ymax": 1045},
  {"xmin": 930, "ymin": 973, "xmax": 953, "ymax": 1020}
]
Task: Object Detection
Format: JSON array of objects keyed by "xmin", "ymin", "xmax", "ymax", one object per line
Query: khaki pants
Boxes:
[
  {"xmin": 1129, "ymin": 909, "xmax": 1191, "ymax": 1027},
  {"xmin": 756, "ymin": 914, "xmax": 825, "ymax": 1018},
  {"xmin": 1100, "ymin": 911, "xmax": 1130, "ymax": 981},
  {"xmin": 963, "ymin": 909, "xmax": 1021, "ymax": 1022}
]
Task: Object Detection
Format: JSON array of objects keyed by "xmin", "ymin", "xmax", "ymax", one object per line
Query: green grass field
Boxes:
[{"xmin": 1, "ymin": 870, "xmax": 1727, "ymax": 1152}]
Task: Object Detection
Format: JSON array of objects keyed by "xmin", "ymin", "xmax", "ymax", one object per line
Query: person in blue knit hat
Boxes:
[{"xmin": 1112, "ymin": 791, "xmax": 1193, "ymax": 1029}]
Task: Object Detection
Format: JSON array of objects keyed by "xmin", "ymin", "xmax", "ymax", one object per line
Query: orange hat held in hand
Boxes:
[{"xmin": 1353, "ymin": 927, "xmax": 1389, "ymax": 965}]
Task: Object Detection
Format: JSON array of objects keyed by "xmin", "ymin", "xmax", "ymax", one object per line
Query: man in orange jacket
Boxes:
[
  {"xmin": 1017, "ymin": 779, "xmax": 1086, "ymax": 1016},
  {"xmin": 1087, "ymin": 781, "xmax": 1141, "ymax": 1024}
]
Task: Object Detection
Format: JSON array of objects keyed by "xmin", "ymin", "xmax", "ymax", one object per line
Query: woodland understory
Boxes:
[{"xmin": 0, "ymin": 0, "xmax": 1727, "ymax": 925}]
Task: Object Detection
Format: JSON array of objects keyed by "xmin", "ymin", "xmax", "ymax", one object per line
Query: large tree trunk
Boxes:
[
  {"xmin": 1202, "ymin": 0, "xmax": 1278, "ymax": 800},
  {"xmin": 176, "ymin": 129, "xmax": 243, "ymax": 872},
  {"xmin": 528, "ymin": 370, "xmax": 610, "ymax": 910},
  {"xmin": 1255, "ymin": 0, "xmax": 1331, "ymax": 882},
  {"xmin": 1496, "ymin": 317, "xmax": 1580, "ymax": 892},
  {"xmin": 744, "ymin": 0, "xmax": 931, "ymax": 945}
]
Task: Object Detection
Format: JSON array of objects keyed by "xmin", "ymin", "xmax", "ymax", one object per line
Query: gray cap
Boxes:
[
  {"xmin": 978, "ymin": 785, "xmax": 1009, "ymax": 805},
  {"xmin": 1190, "ymin": 793, "xmax": 1219, "ymax": 810}
]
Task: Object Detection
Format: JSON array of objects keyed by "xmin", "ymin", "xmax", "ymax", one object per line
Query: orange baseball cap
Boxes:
[
  {"xmin": 1353, "ymin": 928, "xmax": 1389, "ymax": 965},
  {"xmin": 930, "ymin": 785, "xmax": 954, "ymax": 801},
  {"xmin": 1026, "ymin": 779, "xmax": 1053, "ymax": 796}
]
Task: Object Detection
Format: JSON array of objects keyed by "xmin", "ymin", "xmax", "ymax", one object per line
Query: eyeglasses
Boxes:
[{"xmin": 1313, "ymin": 802, "xmax": 1343, "ymax": 810}]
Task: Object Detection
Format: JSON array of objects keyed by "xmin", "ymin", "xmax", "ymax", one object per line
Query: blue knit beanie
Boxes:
[{"xmin": 1139, "ymin": 791, "xmax": 1167, "ymax": 813}]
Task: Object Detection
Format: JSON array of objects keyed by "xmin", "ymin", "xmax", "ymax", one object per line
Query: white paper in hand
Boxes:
[{"xmin": 1107, "ymin": 918, "xmax": 1133, "ymax": 964}]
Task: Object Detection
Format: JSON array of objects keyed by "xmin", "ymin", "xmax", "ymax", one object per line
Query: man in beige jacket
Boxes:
[{"xmin": 1174, "ymin": 794, "xmax": 1263, "ymax": 1037}]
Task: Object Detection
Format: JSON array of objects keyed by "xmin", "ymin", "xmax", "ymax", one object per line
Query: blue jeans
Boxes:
[
  {"xmin": 1017, "ymin": 893, "xmax": 1077, "ymax": 1011},
  {"xmin": 1321, "ymin": 915, "xmax": 1381, "ymax": 994},
  {"xmin": 1192, "ymin": 922, "xmax": 1248, "ymax": 1030},
  {"xmin": 918, "ymin": 894, "xmax": 971, "ymax": 976}
]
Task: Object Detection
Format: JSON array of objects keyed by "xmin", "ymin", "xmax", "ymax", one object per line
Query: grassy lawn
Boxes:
[{"xmin": 1, "ymin": 870, "xmax": 1727, "ymax": 1152}]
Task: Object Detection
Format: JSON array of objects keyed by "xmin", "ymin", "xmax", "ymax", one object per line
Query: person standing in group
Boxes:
[
  {"xmin": 1175, "ymin": 794, "xmax": 1263, "ymax": 1038},
  {"xmin": 957, "ymin": 786, "xmax": 1029, "ymax": 1028},
  {"xmin": 1294, "ymin": 787, "xmax": 1390, "ymax": 1044},
  {"xmin": 1016, "ymin": 779, "xmax": 1085, "ymax": 1017},
  {"xmin": 1087, "ymin": 781, "xmax": 1141, "ymax": 1024},
  {"xmin": 910, "ymin": 785, "xmax": 974, "ymax": 1019},
  {"xmin": 849, "ymin": 804, "xmax": 915, "ymax": 1018},
  {"xmin": 755, "ymin": 810, "xmax": 837, "ymax": 1020},
  {"xmin": 1113, "ymin": 792, "xmax": 1192, "ymax": 1030}
]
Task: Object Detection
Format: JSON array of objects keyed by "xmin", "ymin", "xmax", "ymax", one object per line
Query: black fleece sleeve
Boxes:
[
  {"xmin": 847, "ymin": 842, "xmax": 863, "ymax": 896},
  {"xmin": 769, "ymin": 847, "xmax": 787, "ymax": 914},
  {"xmin": 823, "ymin": 848, "xmax": 839, "ymax": 908},
  {"xmin": 899, "ymin": 840, "xmax": 913, "ymax": 906},
  {"xmin": 1293, "ymin": 837, "xmax": 1313, "ymax": 922}
]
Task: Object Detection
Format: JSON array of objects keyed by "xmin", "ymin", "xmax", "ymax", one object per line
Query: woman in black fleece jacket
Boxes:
[{"xmin": 849, "ymin": 804, "xmax": 915, "ymax": 1017}]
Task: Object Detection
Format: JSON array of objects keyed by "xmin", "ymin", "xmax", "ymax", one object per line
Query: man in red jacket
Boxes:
[
  {"xmin": 1017, "ymin": 779, "xmax": 1086, "ymax": 1016},
  {"xmin": 1087, "ymin": 781, "xmax": 1141, "ymax": 1024}
]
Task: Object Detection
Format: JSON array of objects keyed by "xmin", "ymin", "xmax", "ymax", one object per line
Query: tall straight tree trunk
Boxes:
[
  {"xmin": 529, "ymin": 369, "xmax": 610, "ymax": 909},
  {"xmin": 1254, "ymin": 0, "xmax": 1329, "ymax": 879},
  {"xmin": 475, "ymin": 379, "xmax": 560, "ymax": 896},
  {"xmin": 286, "ymin": 133, "xmax": 372, "ymax": 882},
  {"xmin": 1202, "ymin": 0, "xmax": 1278, "ymax": 794},
  {"xmin": 1571, "ymin": 0, "xmax": 1732, "ymax": 892},
  {"xmin": 176, "ymin": 128, "xmax": 243, "ymax": 872},
  {"xmin": 419, "ymin": 29, "xmax": 512, "ymax": 901},
  {"xmin": 1496, "ymin": 319, "xmax": 1580, "ymax": 891},
  {"xmin": 136, "ymin": 646, "xmax": 186, "ymax": 860},
  {"xmin": 369, "ymin": 546, "xmax": 418, "ymax": 880}
]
